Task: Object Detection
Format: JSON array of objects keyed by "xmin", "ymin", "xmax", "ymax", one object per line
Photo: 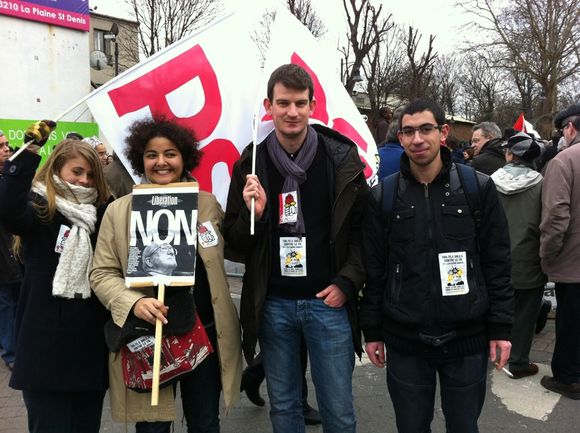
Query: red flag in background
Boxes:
[{"xmin": 513, "ymin": 112, "xmax": 526, "ymax": 132}]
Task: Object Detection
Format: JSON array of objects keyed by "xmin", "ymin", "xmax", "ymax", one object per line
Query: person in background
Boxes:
[
  {"xmin": 540, "ymin": 103, "xmax": 580, "ymax": 400},
  {"xmin": 83, "ymin": 136, "xmax": 109, "ymax": 166},
  {"xmin": 103, "ymin": 152, "xmax": 135, "ymax": 199},
  {"xmin": 0, "ymin": 130, "xmax": 22, "ymax": 372},
  {"xmin": 445, "ymin": 135, "xmax": 465, "ymax": 165},
  {"xmin": 0, "ymin": 121, "xmax": 111, "ymax": 433},
  {"xmin": 470, "ymin": 121, "xmax": 505, "ymax": 175},
  {"xmin": 374, "ymin": 106, "xmax": 393, "ymax": 145},
  {"xmin": 91, "ymin": 118, "xmax": 242, "ymax": 432},
  {"xmin": 377, "ymin": 110, "xmax": 404, "ymax": 180},
  {"xmin": 491, "ymin": 132, "xmax": 546, "ymax": 379}
]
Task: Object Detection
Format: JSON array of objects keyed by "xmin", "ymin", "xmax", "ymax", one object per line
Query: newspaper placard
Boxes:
[{"xmin": 125, "ymin": 182, "xmax": 199, "ymax": 287}]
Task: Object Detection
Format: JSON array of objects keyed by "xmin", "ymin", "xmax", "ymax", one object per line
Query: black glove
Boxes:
[{"xmin": 24, "ymin": 120, "xmax": 57, "ymax": 146}]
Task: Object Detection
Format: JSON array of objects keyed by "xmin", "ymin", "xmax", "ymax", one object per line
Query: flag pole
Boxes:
[
  {"xmin": 151, "ymin": 282, "xmax": 166, "ymax": 406},
  {"xmin": 250, "ymin": 114, "xmax": 258, "ymax": 235}
]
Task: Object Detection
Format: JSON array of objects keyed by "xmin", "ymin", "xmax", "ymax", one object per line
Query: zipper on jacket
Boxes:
[
  {"xmin": 424, "ymin": 183, "xmax": 437, "ymax": 328},
  {"xmin": 390, "ymin": 263, "xmax": 401, "ymax": 303}
]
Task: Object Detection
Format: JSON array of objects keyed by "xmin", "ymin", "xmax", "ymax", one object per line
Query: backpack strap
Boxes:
[
  {"xmin": 452, "ymin": 163, "xmax": 482, "ymax": 230},
  {"xmin": 381, "ymin": 172, "xmax": 400, "ymax": 214}
]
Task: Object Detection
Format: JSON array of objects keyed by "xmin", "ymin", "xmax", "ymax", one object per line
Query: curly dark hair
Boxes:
[{"xmin": 124, "ymin": 118, "xmax": 202, "ymax": 176}]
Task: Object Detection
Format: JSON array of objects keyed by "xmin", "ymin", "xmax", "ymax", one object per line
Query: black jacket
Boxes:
[
  {"xmin": 224, "ymin": 124, "xmax": 368, "ymax": 362},
  {"xmin": 470, "ymin": 138, "xmax": 506, "ymax": 176},
  {"xmin": 360, "ymin": 148, "xmax": 513, "ymax": 355},
  {"xmin": 0, "ymin": 151, "xmax": 110, "ymax": 392}
]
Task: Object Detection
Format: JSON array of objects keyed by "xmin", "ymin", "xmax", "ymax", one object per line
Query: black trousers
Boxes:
[
  {"xmin": 552, "ymin": 283, "xmax": 580, "ymax": 384},
  {"xmin": 22, "ymin": 389, "xmax": 105, "ymax": 433}
]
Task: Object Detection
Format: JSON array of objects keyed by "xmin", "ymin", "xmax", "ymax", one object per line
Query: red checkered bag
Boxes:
[{"xmin": 121, "ymin": 315, "xmax": 212, "ymax": 392}]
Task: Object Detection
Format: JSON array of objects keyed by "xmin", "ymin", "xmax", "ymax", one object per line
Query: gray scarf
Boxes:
[{"xmin": 266, "ymin": 126, "xmax": 318, "ymax": 235}]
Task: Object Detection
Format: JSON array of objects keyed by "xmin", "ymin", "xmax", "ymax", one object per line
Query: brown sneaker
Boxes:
[
  {"xmin": 509, "ymin": 363, "xmax": 539, "ymax": 379},
  {"xmin": 540, "ymin": 376, "xmax": 580, "ymax": 400}
]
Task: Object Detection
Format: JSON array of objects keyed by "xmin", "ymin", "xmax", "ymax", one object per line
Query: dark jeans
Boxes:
[
  {"xmin": 552, "ymin": 283, "xmax": 580, "ymax": 384},
  {"xmin": 136, "ymin": 324, "xmax": 221, "ymax": 433},
  {"xmin": 386, "ymin": 346, "xmax": 488, "ymax": 433},
  {"xmin": 22, "ymin": 389, "xmax": 105, "ymax": 433},
  {"xmin": 0, "ymin": 281, "xmax": 19, "ymax": 364}
]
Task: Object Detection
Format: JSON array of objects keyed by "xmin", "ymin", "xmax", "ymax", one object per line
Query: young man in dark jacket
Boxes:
[
  {"xmin": 361, "ymin": 99, "xmax": 513, "ymax": 433},
  {"xmin": 224, "ymin": 64, "xmax": 367, "ymax": 433}
]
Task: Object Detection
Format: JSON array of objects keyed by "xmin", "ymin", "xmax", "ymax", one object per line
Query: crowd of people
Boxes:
[{"xmin": 0, "ymin": 63, "xmax": 579, "ymax": 433}]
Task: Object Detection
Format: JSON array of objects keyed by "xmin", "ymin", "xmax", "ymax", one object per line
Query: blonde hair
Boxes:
[
  {"xmin": 13, "ymin": 140, "xmax": 110, "ymax": 257},
  {"xmin": 32, "ymin": 139, "xmax": 109, "ymax": 221}
]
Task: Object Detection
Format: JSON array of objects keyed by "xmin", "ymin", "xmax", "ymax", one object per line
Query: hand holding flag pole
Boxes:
[{"xmin": 250, "ymin": 110, "xmax": 259, "ymax": 236}]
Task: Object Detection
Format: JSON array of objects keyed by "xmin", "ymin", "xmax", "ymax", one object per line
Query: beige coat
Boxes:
[{"xmin": 90, "ymin": 191, "xmax": 241, "ymax": 422}]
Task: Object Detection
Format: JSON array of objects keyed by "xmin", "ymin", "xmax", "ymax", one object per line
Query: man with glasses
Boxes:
[
  {"xmin": 142, "ymin": 242, "xmax": 178, "ymax": 276},
  {"xmin": 469, "ymin": 121, "xmax": 506, "ymax": 175},
  {"xmin": 361, "ymin": 99, "xmax": 513, "ymax": 433},
  {"xmin": 540, "ymin": 103, "xmax": 580, "ymax": 399}
]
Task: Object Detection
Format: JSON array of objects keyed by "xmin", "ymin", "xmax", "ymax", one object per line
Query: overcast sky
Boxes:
[{"xmin": 90, "ymin": 0, "xmax": 477, "ymax": 56}]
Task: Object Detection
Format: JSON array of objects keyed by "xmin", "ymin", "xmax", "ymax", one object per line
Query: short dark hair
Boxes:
[
  {"xmin": 125, "ymin": 118, "xmax": 202, "ymax": 176},
  {"xmin": 267, "ymin": 64, "xmax": 314, "ymax": 102},
  {"xmin": 398, "ymin": 99, "xmax": 446, "ymax": 131}
]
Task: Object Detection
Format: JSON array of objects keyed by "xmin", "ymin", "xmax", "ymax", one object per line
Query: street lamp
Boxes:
[
  {"xmin": 340, "ymin": 58, "xmax": 363, "ymax": 93},
  {"xmin": 104, "ymin": 22, "xmax": 119, "ymax": 76}
]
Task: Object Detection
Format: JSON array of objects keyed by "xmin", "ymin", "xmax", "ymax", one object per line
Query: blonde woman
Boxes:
[{"xmin": 0, "ymin": 134, "xmax": 111, "ymax": 433}]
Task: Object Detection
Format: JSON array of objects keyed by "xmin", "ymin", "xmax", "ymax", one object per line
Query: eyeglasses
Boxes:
[
  {"xmin": 147, "ymin": 243, "xmax": 177, "ymax": 257},
  {"xmin": 400, "ymin": 124, "xmax": 443, "ymax": 138},
  {"xmin": 558, "ymin": 122, "xmax": 571, "ymax": 135}
]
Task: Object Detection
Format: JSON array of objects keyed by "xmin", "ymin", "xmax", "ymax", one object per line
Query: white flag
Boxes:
[
  {"xmin": 85, "ymin": 13, "xmax": 262, "ymax": 205},
  {"xmin": 255, "ymin": 8, "xmax": 378, "ymax": 184}
]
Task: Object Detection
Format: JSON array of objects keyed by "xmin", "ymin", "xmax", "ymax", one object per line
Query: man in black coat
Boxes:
[
  {"xmin": 470, "ymin": 121, "xmax": 506, "ymax": 175},
  {"xmin": 361, "ymin": 99, "xmax": 513, "ymax": 433}
]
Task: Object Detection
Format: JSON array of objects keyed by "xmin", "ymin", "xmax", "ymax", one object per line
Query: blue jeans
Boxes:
[
  {"xmin": 386, "ymin": 346, "xmax": 488, "ymax": 433},
  {"xmin": 259, "ymin": 296, "xmax": 356, "ymax": 433},
  {"xmin": 0, "ymin": 281, "xmax": 19, "ymax": 364},
  {"xmin": 135, "ymin": 324, "xmax": 221, "ymax": 433},
  {"xmin": 22, "ymin": 389, "xmax": 105, "ymax": 433}
]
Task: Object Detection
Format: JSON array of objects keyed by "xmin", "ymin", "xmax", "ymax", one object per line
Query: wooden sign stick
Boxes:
[{"xmin": 151, "ymin": 282, "xmax": 166, "ymax": 406}]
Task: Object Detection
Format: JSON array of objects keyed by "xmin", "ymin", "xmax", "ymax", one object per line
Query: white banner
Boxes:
[
  {"xmin": 256, "ymin": 8, "xmax": 378, "ymax": 184},
  {"xmin": 85, "ymin": 13, "xmax": 262, "ymax": 206},
  {"xmin": 86, "ymin": 9, "xmax": 378, "ymax": 209}
]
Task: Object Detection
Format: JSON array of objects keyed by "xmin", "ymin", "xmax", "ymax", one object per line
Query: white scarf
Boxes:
[{"xmin": 32, "ymin": 176, "xmax": 98, "ymax": 299}]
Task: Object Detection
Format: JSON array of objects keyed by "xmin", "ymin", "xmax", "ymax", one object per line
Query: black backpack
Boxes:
[{"xmin": 381, "ymin": 163, "xmax": 483, "ymax": 234}]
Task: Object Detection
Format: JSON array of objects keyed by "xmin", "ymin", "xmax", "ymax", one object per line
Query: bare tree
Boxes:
[
  {"xmin": 400, "ymin": 26, "xmax": 438, "ymax": 100},
  {"xmin": 287, "ymin": 0, "xmax": 327, "ymax": 38},
  {"xmin": 431, "ymin": 55, "xmax": 461, "ymax": 116},
  {"xmin": 361, "ymin": 25, "xmax": 405, "ymax": 126},
  {"xmin": 460, "ymin": 0, "xmax": 580, "ymax": 136},
  {"xmin": 458, "ymin": 53, "xmax": 508, "ymax": 121},
  {"xmin": 125, "ymin": 0, "xmax": 221, "ymax": 58},
  {"xmin": 252, "ymin": 0, "xmax": 327, "ymax": 65},
  {"xmin": 342, "ymin": 0, "xmax": 393, "ymax": 94}
]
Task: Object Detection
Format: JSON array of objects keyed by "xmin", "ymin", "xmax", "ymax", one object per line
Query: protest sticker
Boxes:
[{"xmin": 438, "ymin": 251, "xmax": 469, "ymax": 296}]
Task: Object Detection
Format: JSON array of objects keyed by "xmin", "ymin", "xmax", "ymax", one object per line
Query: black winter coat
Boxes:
[
  {"xmin": 360, "ymin": 148, "xmax": 513, "ymax": 355},
  {"xmin": 224, "ymin": 124, "xmax": 368, "ymax": 362},
  {"xmin": 0, "ymin": 151, "xmax": 109, "ymax": 392},
  {"xmin": 470, "ymin": 138, "xmax": 506, "ymax": 176}
]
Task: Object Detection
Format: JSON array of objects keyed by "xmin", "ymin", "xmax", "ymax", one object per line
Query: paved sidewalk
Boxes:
[{"xmin": 0, "ymin": 277, "xmax": 565, "ymax": 432}]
